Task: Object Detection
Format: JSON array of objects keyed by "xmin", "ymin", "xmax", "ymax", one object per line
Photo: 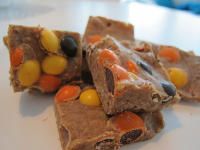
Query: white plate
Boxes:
[{"xmin": 0, "ymin": 1, "xmax": 200, "ymax": 150}]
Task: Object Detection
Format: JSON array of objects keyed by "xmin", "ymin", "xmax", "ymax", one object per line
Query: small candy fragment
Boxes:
[
  {"xmin": 42, "ymin": 55, "xmax": 68, "ymax": 75},
  {"xmin": 134, "ymin": 43, "xmax": 151, "ymax": 52},
  {"xmin": 87, "ymin": 35, "xmax": 102, "ymax": 44},
  {"xmin": 112, "ymin": 111, "xmax": 145, "ymax": 132},
  {"xmin": 10, "ymin": 48, "xmax": 24, "ymax": 67},
  {"xmin": 18, "ymin": 60, "xmax": 40, "ymax": 86},
  {"xmin": 55, "ymin": 85, "xmax": 81, "ymax": 103},
  {"xmin": 39, "ymin": 74, "xmax": 61, "ymax": 93},
  {"xmin": 98, "ymin": 49, "xmax": 120, "ymax": 65},
  {"xmin": 120, "ymin": 129, "xmax": 143, "ymax": 144},
  {"xmin": 79, "ymin": 89, "xmax": 101, "ymax": 106},
  {"xmin": 95, "ymin": 139, "xmax": 116, "ymax": 150},
  {"xmin": 160, "ymin": 81, "xmax": 176, "ymax": 97},
  {"xmin": 137, "ymin": 61, "xmax": 152, "ymax": 75},
  {"xmin": 135, "ymin": 47, "xmax": 145, "ymax": 51},
  {"xmin": 168, "ymin": 67, "xmax": 188, "ymax": 88},
  {"xmin": 110, "ymin": 64, "xmax": 129, "ymax": 81},
  {"xmin": 126, "ymin": 60, "xmax": 139, "ymax": 74},
  {"xmin": 158, "ymin": 46, "xmax": 181, "ymax": 62},
  {"xmin": 128, "ymin": 72, "xmax": 138, "ymax": 80},
  {"xmin": 60, "ymin": 36, "xmax": 78, "ymax": 57},
  {"xmin": 40, "ymin": 29, "xmax": 60, "ymax": 53},
  {"xmin": 104, "ymin": 67, "xmax": 115, "ymax": 94}
]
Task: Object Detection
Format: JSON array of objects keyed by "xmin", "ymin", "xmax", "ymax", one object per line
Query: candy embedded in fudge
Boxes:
[
  {"xmin": 4, "ymin": 25, "xmax": 82, "ymax": 93},
  {"xmin": 54, "ymin": 84, "xmax": 164, "ymax": 150},
  {"xmin": 152, "ymin": 45, "xmax": 200, "ymax": 102},
  {"xmin": 86, "ymin": 36, "xmax": 180, "ymax": 115}
]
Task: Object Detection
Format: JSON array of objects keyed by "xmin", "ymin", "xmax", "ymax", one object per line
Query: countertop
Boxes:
[{"xmin": 0, "ymin": 1, "xmax": 200, "ymax": 150}]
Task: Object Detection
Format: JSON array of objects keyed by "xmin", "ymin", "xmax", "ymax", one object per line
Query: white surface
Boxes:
[{"xmin": 0, "ymin": 1, "xmax": 200, "ymax": 150}]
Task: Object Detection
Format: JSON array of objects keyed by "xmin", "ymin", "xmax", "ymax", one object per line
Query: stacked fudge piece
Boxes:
[
  {"xmin": 84, "ymin": 17, "xmax": 180, "ymax": 114},
  {"xmin": 3, "ymin": 16, "xmax": 200, "ymax": 150}
]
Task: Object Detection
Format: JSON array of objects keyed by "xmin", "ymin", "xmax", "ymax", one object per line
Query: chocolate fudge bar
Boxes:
[
  {"xmin": 87, "ymin": 36, "xmax": 180, "ymax": 114},
  {"xmin": 4, "ymin": 25, "xmax": 82, "ymax": 93},
  {"xmin": 152, "ymin": 45, "xmax": 200, "ymax": 102},
  {"xmin": 55, "ymin": 84, "xmax": 164, "ymax": 150}
]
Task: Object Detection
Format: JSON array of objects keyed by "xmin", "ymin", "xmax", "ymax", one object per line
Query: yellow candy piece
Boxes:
[
  {"xmin": 80, "ymin": 89, "xmax": 101, "ymax": 106},
  {"xmin": 40, "ymin": 29, "xmax": 60, "ymax": 53},
  {"xmin": 42, "ymin": 55, "xmax": 67, "ymax": 75},
  {"xmin": 168, "ymin": 67, "xmax": 188, "ymax": 88},
  {"xmin": 18, "ymin": 60, "xmax": 41, "ymax": 86}
]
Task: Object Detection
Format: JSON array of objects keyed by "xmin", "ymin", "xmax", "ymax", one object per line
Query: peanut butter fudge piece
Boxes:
[
  {"xmin": 83, "ymin": 16, "xmax": 134, "ymax": 45},
  {"xmin": 126, "ymin": 39, "xmax": 200, "ymax": 102},
  {"xmin": 4, "ymin": 25, "xmax": 82, "ymax": 93},
  {"xmin": 152, "ymin": 45, "xmax": 200, "ymax": 102},
  {"xmin": 87, "ymin": 36, "xmax": 180, "ymax": 115},
  {"xmin": 54, "ymin": 84, "xmax": 164, "ymax": 150}
]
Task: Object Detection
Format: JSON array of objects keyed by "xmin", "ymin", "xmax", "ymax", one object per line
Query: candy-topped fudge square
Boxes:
[
  {"xmin": 54, "ymin": 84, "xmax": 164, "ymax": 150},
  {"xmin": 87, "ymin": 36, "xmax": 180, "ymax": 115},
  {"xmin": 3, "ymin": 25, "xmax": 82, "ymax": 93},
  {"xmin": 83, "ymin": 16, "xmax": 134, "ymax": 46},
  {"xmin": 152, "ymin": 45, "xmax": 200, "ymax": 102}
]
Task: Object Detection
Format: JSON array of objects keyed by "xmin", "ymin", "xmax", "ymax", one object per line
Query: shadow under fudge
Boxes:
[
  {"xmin": 179, "ymin": 100, "xmax": 200, "ymax": 108},
  {"xmin": 20, "ymin": 91, "xmax": 53, "ymax": 117}
]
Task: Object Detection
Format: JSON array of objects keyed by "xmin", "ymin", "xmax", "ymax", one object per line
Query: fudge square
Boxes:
[
  {"xmin": 3, "ymin": 25, "xmax": 82, "ymax": 93},
  {"xmin": 87, "ymin": 36, "xmax": 180, "ymax": 115},
  {"xmin": 152, "ymin": 45, "xmax": 200, "ymax": 102},
  {"xmin": 54, "ymin": 84, "xmax": 164, "ymax": 150},
  {"xmin": 127, "ymin": 39, "xmax": 200, "ymax": 102}
]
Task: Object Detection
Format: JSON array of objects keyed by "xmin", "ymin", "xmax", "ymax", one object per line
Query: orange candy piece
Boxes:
[
  {"xmin": 55, "ymin": 85, "xmax": 81, "ymax": 103},
  {"xmin": 98, "ymin": 49, "xmax": 120, "ymax": 65},
  {"xmin": 111, "ymin": 64, "xmax": 129, "ymax": 81},
  {"xmin": 39, "ymin": 74, "xmax": 61, "ymax": 93},
  {"xmin": 158, "ymin": 46, "xmax": 181, "ymax": 62},
  {"xmin": 87, "ymin": 35, "xmax": 102, "ymax": 44},
  {"xmin": 126, "ymin": 60, "xmax": 139, "ymax": 74},
  {"xmin": 113, "ymin": 111, "xmax": 145, "ymax": 132},
  {"xmin": 10, "ymin": 48, "xmax": 24, "ymax": 67},
  {"xmin": 135, "ymin": 47, "xmax": 145, "ymax": 51}
]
